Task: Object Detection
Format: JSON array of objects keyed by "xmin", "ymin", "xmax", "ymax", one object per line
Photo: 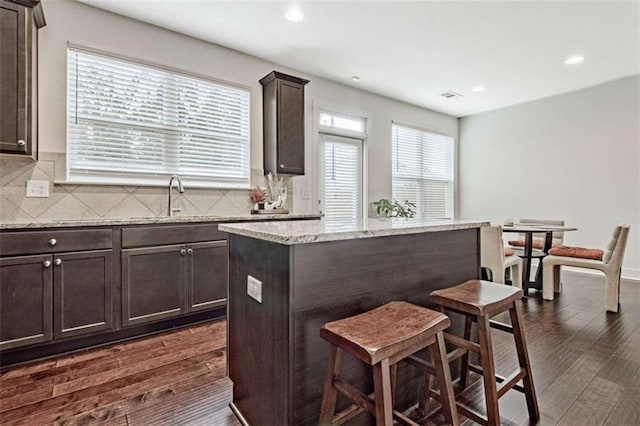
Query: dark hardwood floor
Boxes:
[
  {"xmin": 0, "ymin": 272, "xmax": 638, "ymax": 425},
  {"xmin": 0, "ymin": 320, "xmax": 238, "ymax": 426}
]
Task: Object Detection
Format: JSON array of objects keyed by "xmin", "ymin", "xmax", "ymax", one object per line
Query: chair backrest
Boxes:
[
  {"xmin": 481, "ymin": 225, "xmax": 505, "ymax": 270},
  {"xmin": 518, "ymin": 218, "xmax": 565, "ymax": 246},
  {"xmin": 603, "ymin": 225, "xmax": 630, "ymax": 267}
]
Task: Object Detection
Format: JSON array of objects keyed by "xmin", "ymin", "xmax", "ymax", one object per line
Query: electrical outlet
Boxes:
[
  {"xmin": 300, "ymin": 188, "xmax": 311, "ymax": 200},
  {"xmin": 26, "ymin": 180, "xmax": 49, "ymax": 198},
  {"xmin": 247, "ymin": 275, "xmax": 262, "ymax": 303}
]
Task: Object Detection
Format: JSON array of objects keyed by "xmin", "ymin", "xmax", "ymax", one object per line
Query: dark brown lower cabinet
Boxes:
[
  {"xmin": 121, "ymin": 244, "xmax": 187, "ymax": 327},
  {"xmin": 188, "ymin": 241, "xmax": 227, "ymax": 312},
  {"xmin": 0, "ymin": 254, "xmax": 53, "ymax": 350},
  {"xmin": 0, "ymin": 249, "xmax": 115, "ymax": 350},
  {"xmin": 121, "ymin": 240, "xmax": 228, "ymax": 327},
  {"xmin": 53, "ymin": 250, "xmax": 114, "ymax": 339}
]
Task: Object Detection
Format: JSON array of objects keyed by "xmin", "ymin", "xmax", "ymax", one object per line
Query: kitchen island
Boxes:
[{"xmin": 219, "ymin": 218, "xmax": 488, "ymax": 425}]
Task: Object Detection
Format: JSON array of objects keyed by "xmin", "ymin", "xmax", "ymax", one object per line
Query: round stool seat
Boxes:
[
  {"xmin": 429, "ymin": 279, "xmax": 522, "ymax": 316},
  {"xmin": 321, "ymin": 301, "xmax": 449, "ymax": 365}
]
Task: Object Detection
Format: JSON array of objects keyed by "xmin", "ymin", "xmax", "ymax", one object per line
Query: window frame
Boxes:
[{"xmin": 64, "ymin": 44, "xmax": 252, "ymax": 189}]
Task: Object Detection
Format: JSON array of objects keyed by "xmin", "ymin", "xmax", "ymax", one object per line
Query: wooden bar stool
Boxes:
[
  {"xmin": 319, "ymin": 301, "xmax": 459, "ymax": 426},
  {"xmin": 424, "ymin": 280, "xmax": 539, "ymax": 426}
]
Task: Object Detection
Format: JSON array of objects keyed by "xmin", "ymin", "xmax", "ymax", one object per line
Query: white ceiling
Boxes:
[{"xmin": 79, "ymin": 0, "xmax": 640, "ymax": 117}]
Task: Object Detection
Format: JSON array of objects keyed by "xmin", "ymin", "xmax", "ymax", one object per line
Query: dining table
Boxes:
[{"xmin": 502, "ymin": 224, "xmax": 577, "ymax": 296}]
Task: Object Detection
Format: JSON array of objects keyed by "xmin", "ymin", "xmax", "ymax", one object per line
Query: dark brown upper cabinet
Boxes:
[
  {"xmin": 260, "ymin": 71, "xmax": 309, "ymax": 176},
  {"xmin": 0, "ymin": 0, "xmax": 45, "ymax": 159}
]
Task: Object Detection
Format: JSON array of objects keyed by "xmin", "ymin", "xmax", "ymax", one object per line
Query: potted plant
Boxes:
[
  {"xmin": 372, "ymin": 199, "xmax": 416, "ymax": 218},
  {"xmin": 249, "ymin": 187, "xmax": 268, "ymax": 210}
]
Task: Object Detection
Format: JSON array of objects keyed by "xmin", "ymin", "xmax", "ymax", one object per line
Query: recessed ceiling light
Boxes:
[
  {"xmin": 564, "ymin": 55, "xmax": 585, "ymax": 65},
  {"xmin": 285, "ymin": 9, "xmax": 304, "ymax": 22},
  {"xmin": 351, "ymin": 76, "xmax": 360, "ymax": 81},
  {"xmin": 471, "ymin": 86, "xmax": 485, "ymax": 93}
]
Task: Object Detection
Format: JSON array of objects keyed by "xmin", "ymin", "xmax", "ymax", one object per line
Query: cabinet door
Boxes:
[
  {"xmin": 0, "ymin": 1, "xmax": 29, "ymax": 154},
  {"xmin": 277, "ymin": 79, "xmax": 305, "ymax": 175},
  {"xmin": 0, "ymin": 254, "xmax": 52, "ymax": 350},
  {"xmin": 53, "ymin": 250, "xmax": 114, "ymax": 339},
  {"xmin": 121, "ymin": 245, "xmax": 186, "ymax": 326},
  {"xmin": 187, "ymin": 241, "xmax": 228, "ymax": 312}
]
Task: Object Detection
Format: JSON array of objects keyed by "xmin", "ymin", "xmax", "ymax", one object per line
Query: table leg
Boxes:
[
  {"xmin": 522, "ymin": 232, "xmax": 533, "ymax": 297},
  {"xmin": 533, "ymin": 232, "xmax": 554, "ymax": 289}
]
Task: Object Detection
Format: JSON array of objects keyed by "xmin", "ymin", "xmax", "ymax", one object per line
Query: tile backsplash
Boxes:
[{"xmin": 0, "ymin": 152, "xmax": 285, "ymax": 222}]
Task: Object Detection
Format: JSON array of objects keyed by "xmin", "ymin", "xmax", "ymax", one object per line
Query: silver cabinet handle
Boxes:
[
  {"xmin": 43, "ymin": 260, "xmax": 51, "ymax": 268},
  {"xmin": 49, "ymin": 238, "xmax": 57, "ymax": 246},
  {"xmin": 180, "ymin": 249, "xmax": 187, "ymax": 256},
  {"xmin": 280, "ymin": 163, "xmax": 285, "ymax": 168},
  {"xmin": 17, "ymin": 140, "xmax": 26, "ymax": 147},
  {"xmin": 187, "ymin": 248, "xmax": 193, "ymax": 255},
  {"xmin": 54, "ymin": 259, "xmax": 62, "ymax": 266}
]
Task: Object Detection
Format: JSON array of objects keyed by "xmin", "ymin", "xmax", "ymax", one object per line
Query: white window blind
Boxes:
[
  {"xmin": 66, "ymin": 47, "xmax": 250, "ymax": 188},
  {"xmin": 321, "ymin": 135, "xmax": 363, "ymax": 227},
  {"xmin": 392, "ymin": 124, "xmax": 454, "ymax": 219}
]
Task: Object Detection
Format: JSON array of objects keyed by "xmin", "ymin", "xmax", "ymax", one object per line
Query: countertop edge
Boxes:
[
  {"xmin": 218, "ymin": 220, "xmax": 489, "ymax": 245},
  {"xmin": 0, "ymin": 214, "xmax": 323, "ymax": 230}
]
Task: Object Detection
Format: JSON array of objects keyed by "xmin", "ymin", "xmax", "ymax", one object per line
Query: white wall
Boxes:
[
  {"xmin": 37, "ymin": 0, "xmax": 458, "ymax": 214},
  {"xmin": 459, "ymin": 75, "xmax": 640, "ymax": 279}
]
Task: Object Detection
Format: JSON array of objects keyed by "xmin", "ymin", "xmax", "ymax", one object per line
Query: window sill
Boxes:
[{"xmin": 54, "ymin": 177, "xmax": 251, "ymax": 190}]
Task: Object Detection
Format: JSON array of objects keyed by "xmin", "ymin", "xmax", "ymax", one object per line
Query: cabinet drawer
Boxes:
[
  {"xmin": 121, "ymin": 224, "xmax": 225, "ymax": 248},
  {"xmin": 0, "ymin": 229, "xmax": 113, "ymax": 256}
]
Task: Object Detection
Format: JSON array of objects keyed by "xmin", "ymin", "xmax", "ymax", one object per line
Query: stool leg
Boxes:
[
  {"xmin": 432, "ymin": 331, "xmax": 460, "ymax": 426},
  {"xmin": 417, "ymin": 347, "xmax": 434, "ymax": 417},
  {"xmin": 319, "ymin": 346, "xmax": 343, "ymax": 425},
  {"xmin": 478, "ymin": 315, "xmax": 500, "ymax": 426},
  {"xmin": 459, "ymin": 315, "xmax": 473, "ymax": 388},
  {"xmin": 372, "ymin": 358, "xmax": 393, "ymax": 426},
  {"xmin": 509, "ymin": 303, "xmax": 540, "ymax": 422},
  {"xmin": 390, "ymin": 363, "xmax": 398, "ymax": 405}
]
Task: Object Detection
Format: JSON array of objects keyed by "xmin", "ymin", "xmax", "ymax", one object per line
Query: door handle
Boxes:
[
  {"xmin": 43, "ymin": 260, "xmax": 51, "ymax": 268},
  {"xmin": 54, "ymin": 259, "xmax": 62, "ymax": 266},
  {"xmin": 187, "ymin": 248, "xmax": 193, "ymax": 255}
]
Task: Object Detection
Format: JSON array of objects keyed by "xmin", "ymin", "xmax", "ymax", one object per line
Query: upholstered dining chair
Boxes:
[
  {"xmin": 481, "ymin": 225, "xmax": 523, "ymax": 289},
  {"xmin": 542, "ymin": 225, "xmax": 630, "ymax": 313},
  {"xmin": 508, "ymin": 218, "xmax": 565, "ymax": 250}
]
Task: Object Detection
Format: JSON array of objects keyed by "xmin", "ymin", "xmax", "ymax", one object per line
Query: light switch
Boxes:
[
  {"xmin": 26, "ymin": 180, "xmax": 49, "ymax": 198},
  {"xmin": 247, "ymin": 275, "xmax": 262, "ymax": 303},
  {"xmin": 300, "ymin": 188, "xmax": 311, "ymax": 200}
]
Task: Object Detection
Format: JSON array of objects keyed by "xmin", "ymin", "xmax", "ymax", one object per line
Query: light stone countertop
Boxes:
[
  {"xmin": 219, "ymin": 218, "xmax": 489, "ymax": 245},
  {"xmin": 0, "ymin": 213, "xmax": 322, "ymax": 230}
]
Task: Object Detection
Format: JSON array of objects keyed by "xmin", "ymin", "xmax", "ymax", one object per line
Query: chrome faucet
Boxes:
[{"xmin": 168, "ymin": 175, "xmax": 185, "ymax": 216}]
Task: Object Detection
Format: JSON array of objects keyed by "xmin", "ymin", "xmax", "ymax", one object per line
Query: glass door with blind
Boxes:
[{"xmin": 319, "ymin": 134, "xmax": 363, "ymax": 228}]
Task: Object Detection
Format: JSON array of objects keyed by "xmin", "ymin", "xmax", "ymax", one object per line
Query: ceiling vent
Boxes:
[{"xmin": 440, "ymin": 91, "xmax": 463, "ymax": 100}]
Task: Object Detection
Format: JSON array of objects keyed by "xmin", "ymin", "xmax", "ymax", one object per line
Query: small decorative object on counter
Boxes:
[
  {"xmin": 372, "ymin": 198, "xmax": 416, "ymax": 218},
  {"xmin": 249, "ymin": 186, "xmax": 268, "ymax": 211},
  {"xmin": 250, "ymin": 174, "xmax": 289, "ymax": 214},
  {"xmin": 264, "ymin": 173, "xmax": 289, "ymax": 214}
]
